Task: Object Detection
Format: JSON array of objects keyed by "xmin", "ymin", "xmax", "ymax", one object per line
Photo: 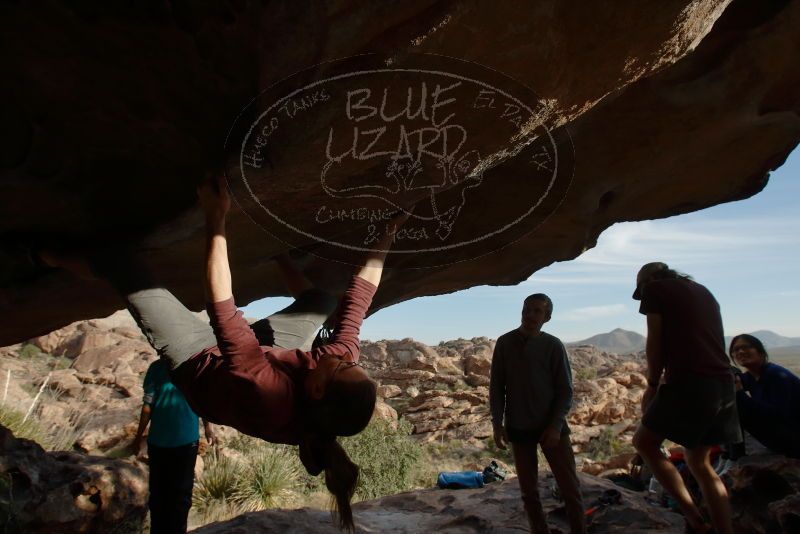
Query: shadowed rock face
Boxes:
[{"xmin": 1, "ymin": 0, "xmax": 799, "ymax": 344}]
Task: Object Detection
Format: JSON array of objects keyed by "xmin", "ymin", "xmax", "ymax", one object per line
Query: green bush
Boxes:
[
  {"xmin": 48, "ymin": 356, "xmax": 72, "ymax": 371},
  {"xmin": 193, "ymin": 444, "xmax": 302, "ymax": 521},
  {"xmin": 575, "ymin": 367, "xmax": 598, "ymax": 381},
  {"xmin": 16, "ymin": 343, "xmax": 42, "ymax": 360},
  {"xmin": 339, "ymin": 418, "xmax": 423, "ymax": 501},
  {"xmin": 0, "ymin": 393, "xmax": 89, "ymax": 452},
  {"xmin": 194, "ymin": 418, "xmax": 424, "ymax": 522},
  {"xmin": 0, "ymin": 405, "xmax": 48, "ymax": 447},
  {"xmin": 484, "ymin": 434, "xmax": 516, "ymax": 465},
  {"xmin": 225, "ymin": 432, "xmax": 262, "ymax": 454},
  {"xmin": 15, "ymin": 343, "xmax": 70, "ymax": 371},
  {"xmin": 585, "ymin": 428, "xmax": 630, "ymax": 462}
]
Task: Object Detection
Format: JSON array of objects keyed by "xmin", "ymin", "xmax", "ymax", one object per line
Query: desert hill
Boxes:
[
  {"xmin": 567, "ymin": 329, "xmax": 646, "ymax": 354},
  {"xmin": 569, "ymin": 328, "xmax": 800, "ymax": 370}
]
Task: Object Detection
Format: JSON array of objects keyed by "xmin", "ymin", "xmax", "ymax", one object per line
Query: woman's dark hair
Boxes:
[
  {"xmin": 307, "ymin": 378, "xmax": 377, "ymax": 436},
  {"xmin": 298, "ymin": 435, "xmax": 359, "ymax": 532},
  {"xmin": 729, "ymin": 333, "xmax": 769, "ymax": 362},
  {"xmin": 323, "ymin": 439, "xmax": 359, "ymax": 532},
  {"xmin": 302, "ymin": 378, "xmax": 377, "ymax": 532}
]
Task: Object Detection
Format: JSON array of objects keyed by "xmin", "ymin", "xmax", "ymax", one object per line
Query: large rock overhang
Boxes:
[{"xmin": 1, "ymin": 0, "xmax": 798, "ymax": 344}]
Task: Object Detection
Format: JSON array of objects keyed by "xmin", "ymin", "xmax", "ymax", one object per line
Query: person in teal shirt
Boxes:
[{"xmin": 131, "ymin": 359, "xmax": 215, "ymax": 534}]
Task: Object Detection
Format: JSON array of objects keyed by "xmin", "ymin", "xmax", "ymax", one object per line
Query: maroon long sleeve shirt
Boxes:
[{"xmin": 171, "ymin": 276, "xmax": 377, "ymax": 444}]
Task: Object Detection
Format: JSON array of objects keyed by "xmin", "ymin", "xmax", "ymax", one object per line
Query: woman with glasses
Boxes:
[
  {"xmin": 729, "ymin": 334, "xmax": 800, "ymax": 459},
  {"xmin": 40, "ymin": 176, "xmax": 409, "ymax": 533}
]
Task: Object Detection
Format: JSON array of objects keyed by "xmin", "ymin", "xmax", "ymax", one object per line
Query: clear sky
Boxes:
[{"xmin": 243, "ymin": 147, "xmax": 800, "ymax": 345}]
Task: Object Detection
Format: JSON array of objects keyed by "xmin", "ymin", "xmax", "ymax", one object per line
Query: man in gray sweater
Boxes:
[{"xmin": 490, "ymin": 293, "xmax": 585, "ymax": 534}]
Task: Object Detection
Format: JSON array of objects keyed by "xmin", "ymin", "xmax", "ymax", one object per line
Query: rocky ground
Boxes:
[
  {"xmin": 192, "ymin": 475, "xmax": 686, "ymax": 534},
  {"xmin": 0, "ymin": 310, "xmax": 157, "ymax": 454},
  {"xmin": 2, "ymin": 311, "xmax": 799, "ymax": 533},
  {"xmin": 0, "ymin": 311, "xmax": 647, "ymax": 465},
  {"xmin": 362, "ymin": 337, "xmax": 646, "ymax": 473}
]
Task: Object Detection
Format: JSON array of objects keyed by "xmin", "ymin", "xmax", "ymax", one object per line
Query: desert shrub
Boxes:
[
  {"xmin": 585, "ymin": 427, "xmax": 629, "ymax": 462},
  {"xmin": 14, "ymin": 344, "xmax": 70, "ymax": 371},
  {"xmin": 36, "ymin": 387, "xmax": 93, "ymax": 451},
  {"xmin": 15, "ymin": 344, "xmax": 42, "ymax": 360},
  {"xmin": 195, "ymin": 419, "xmax": 424, "ymax": 519},
  {"xmin": 225, "ymin": 432, "xmax": 262, "ymax": 454},
  {"xmin": 575, "ymin": 367, "xmax": 598, "ymax": 381},
  {"xmin": 0, "ymin": 385, "xmax": 91, "ymax": 452},
  {"xmin": 193, "ymin": 444, "xmax": 302, "ymax": 522},
  {"xmin": 47, "ymin": 356, "xmax": 72, "ymax": 371},
  {"xmin": 339, "ymin": 418, "xmax": 423, "ymax": 501},
  {"xmin": 0, "ymin": 405, "xmax": 48, "ymax": 447},
  {"xmin": 484, "ymin": 434, "xmax": 516, "ymax": 465},
  {"xmin": 192, "ymin": 450, "xmax": 244, "ymax": 519},
  {"xmin": 234, "ymin": 446, "xmax": 301, "ymax": 511}
]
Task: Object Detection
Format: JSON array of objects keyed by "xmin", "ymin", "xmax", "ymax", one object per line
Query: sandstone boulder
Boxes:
[
  {"xmin": 47, "ymin": 368, "xmax": 83, "ymax": 398},
  {"xmin": 376, "ymin": 384, "xmax": 402, "ymax": 399},
  {"xmin": 72, "ymin": 345, "xmax": 134, "ymax": 373},
  {"xmin": 463, "ymin": 353, "xmax": 492, "ymax": 377},
  {"xmin": 0, "ymin": 424, "xmax": 148, "ymax": 533},
  {"xmin": 726, "ymin": 454, "xmax": 800, "ymax": 533},
  {"xmin": 373, "ymin": 401, "xmax": 398, "ymax": 424},
  {"xmin": 464, "ymin": 373, "xmax": 490, "ymax": 387},
  {"xmin": 29, "ymin": 323, "xmax": 79, "ymax": 354}
]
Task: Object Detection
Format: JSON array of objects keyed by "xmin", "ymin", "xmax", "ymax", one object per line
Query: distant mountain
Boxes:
[
  {"xmin": 724, "ymin": 330, "xmax": 800, "ymax": 349},
  {"xmin": 568, "ymin": 328, "xmax": 800, "ymax": 355},
  {"xmin": 567, "ymin": 328, "xmax": 645, "ymax": 354}
]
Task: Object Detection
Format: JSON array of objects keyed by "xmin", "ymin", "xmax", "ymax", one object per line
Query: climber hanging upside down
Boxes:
[{"xmin": 41, "ymin": 175, "xmax": 408, "ymax": 532}]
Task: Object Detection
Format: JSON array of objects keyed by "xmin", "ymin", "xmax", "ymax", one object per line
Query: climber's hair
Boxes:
[{"xmin": 303, "ymin": 378, "xmax": 377, "ymax": 531}]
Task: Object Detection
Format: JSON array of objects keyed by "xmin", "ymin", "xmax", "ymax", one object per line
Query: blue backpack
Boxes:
[{"xmin": 436, "ymin": 471, "xmax": 485, "ymax": 489}]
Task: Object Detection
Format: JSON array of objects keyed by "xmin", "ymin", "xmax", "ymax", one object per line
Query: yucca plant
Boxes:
[
  {"xmin": 234, "ymin": 446, "xmax": 300, "ymax": 511},
  {"xmin": 192, "ymin": 449, "xmax": 245, "ymax": 517}
]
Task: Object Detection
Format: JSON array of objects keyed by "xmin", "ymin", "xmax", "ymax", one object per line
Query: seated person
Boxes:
[
  {"xmin": 41, "ymin": 176, "xmax": 409, "ymax": 532},
  {"xmin": 730, "ymin": 334, "xmax": 800, "ymax": 459}
]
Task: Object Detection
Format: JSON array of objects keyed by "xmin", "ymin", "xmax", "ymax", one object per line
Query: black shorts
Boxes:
[
  {"xmin": 642, "ymin": 375, "xmax": 742, "ymax": 449},
  {"xmin": 506, "ymin": 426, "xmax": 544, "ymax": 444},
  {"xmin": 506, "ymin": 425, "xmax": 569, "ymax": 444}
]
